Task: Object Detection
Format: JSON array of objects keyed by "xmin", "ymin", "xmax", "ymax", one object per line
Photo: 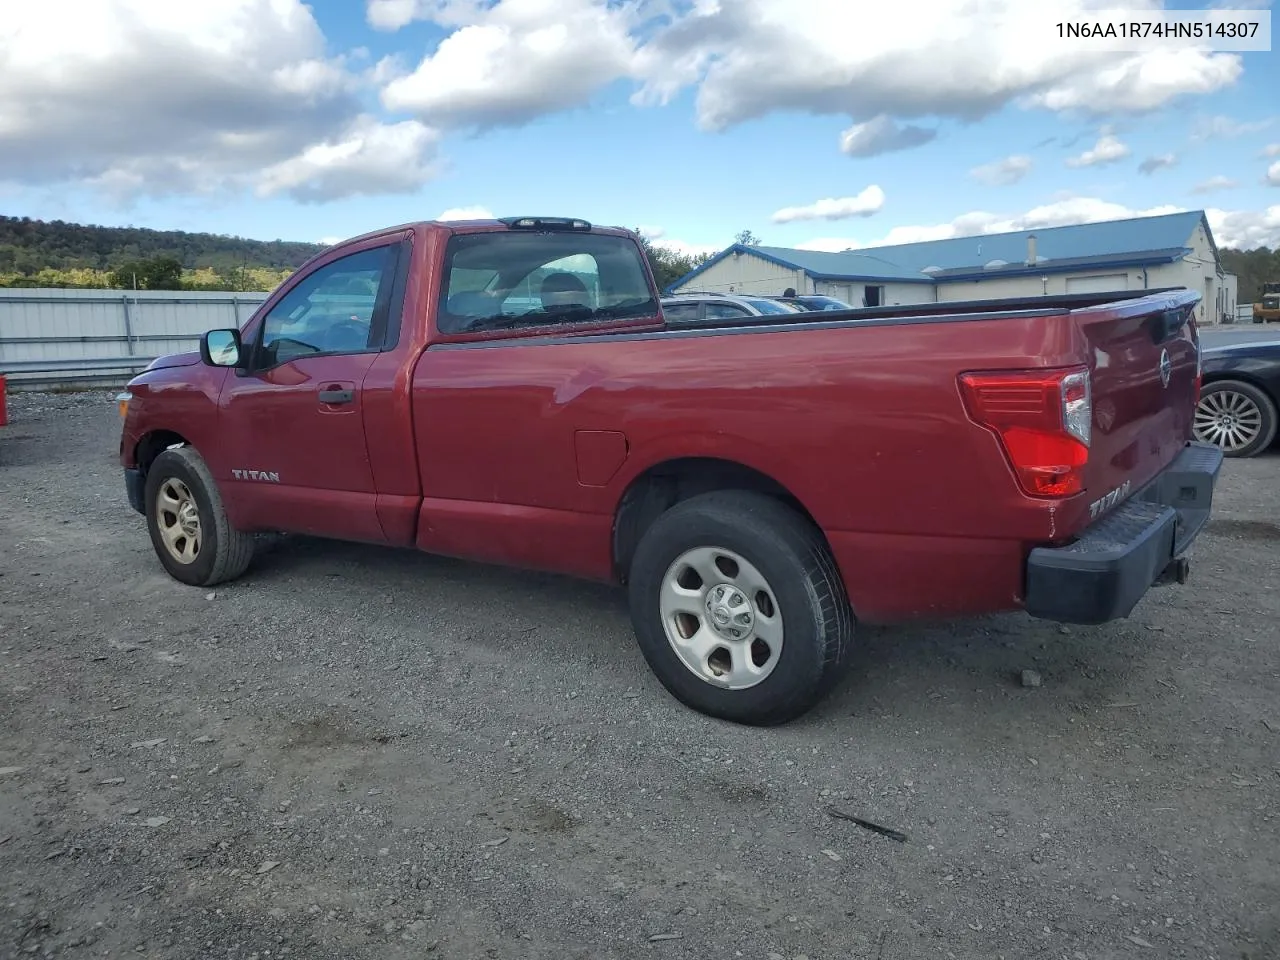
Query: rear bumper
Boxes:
[{"xmin": 1024, "ymin": 441, "xmax": 1224, "ymax": 625}]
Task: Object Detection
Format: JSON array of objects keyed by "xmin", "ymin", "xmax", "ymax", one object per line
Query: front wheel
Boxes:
[
  {"xmin": 144, "ymin": 446, "xmax": 256, "ymax": 586},
  {"xmin": 627, "ymin": 490, "xmax": 855, "ymax": 726},
  {"xmin": 1193, "ymin": 379, "xmax": 1278, "ymax": 458}
]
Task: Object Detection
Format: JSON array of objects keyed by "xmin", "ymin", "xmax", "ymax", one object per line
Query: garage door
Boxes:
[{"xmin": 1066, "ymin": 274, "xmax": 1128, "ymax": 294}]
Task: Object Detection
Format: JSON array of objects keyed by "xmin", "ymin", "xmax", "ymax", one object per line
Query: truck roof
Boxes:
[{"xmin": 329, "ymin": 216, "xmax": 639, "ymax": 249}]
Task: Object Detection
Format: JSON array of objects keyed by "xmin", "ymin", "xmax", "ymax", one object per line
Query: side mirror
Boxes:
[{"xmin": 201, "ymin": 329, "xmax": 243, "ymax": 368}]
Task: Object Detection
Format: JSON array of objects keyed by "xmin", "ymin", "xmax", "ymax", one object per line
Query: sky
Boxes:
[{"xmin": 1, "ymin": 0, "xmax": 1279, "ymax": 258}]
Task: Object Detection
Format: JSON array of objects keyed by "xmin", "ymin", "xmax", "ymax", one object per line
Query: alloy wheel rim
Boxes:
[{"xmin": 1194, "ymin": 390, "xmax": 1263, "ymax": 452}]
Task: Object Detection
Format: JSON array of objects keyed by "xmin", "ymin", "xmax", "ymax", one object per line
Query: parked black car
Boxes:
[
  {"xmin": 1195, "ymin": 339, "xmax": 1280, "ymax": 457},
  {"xmin": 762, "ymin": 294, "xmax": 854, "ymax": 312}
]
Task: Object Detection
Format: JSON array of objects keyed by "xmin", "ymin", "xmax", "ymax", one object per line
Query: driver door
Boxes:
[{"xmin": 217, "ymin": 240, "xmax": 401, "ymax": 543}]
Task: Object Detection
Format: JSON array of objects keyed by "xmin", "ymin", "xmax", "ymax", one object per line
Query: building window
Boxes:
[{"xmin": 864, "ymin": 285, "xmax": 884, "ymax": 307}]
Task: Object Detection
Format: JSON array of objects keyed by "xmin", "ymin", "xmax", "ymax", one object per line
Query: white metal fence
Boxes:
[{"xmin": 0, "ymin": 288, "xmax": 271, "ymax": 389}]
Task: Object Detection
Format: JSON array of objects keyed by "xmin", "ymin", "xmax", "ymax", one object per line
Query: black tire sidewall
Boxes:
[
  {"xmin": 1199, "ymin": 380, "xmax": 1278, "ymax": 458},
  {"xmin": 144, "ymin": 449, "xmax": 222, "ymax": 586},
  {"xmin": 628, "ymin": 495, "xmax": 844, "ymax": 725}
]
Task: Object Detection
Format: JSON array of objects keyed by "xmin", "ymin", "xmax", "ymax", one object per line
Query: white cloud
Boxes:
[
  {"xmin": 771, "ymin": 186, "xmax": 886, "ymax": 224},
  {"xmin": 0, "ymin": 0, "xmax": 439, "ymax": 201},
  {"xmin": 1205, "ymin": 206, "xmax": 1280, "ymax": 249},
  {"xmin": 367, "ymin": 0, "xmax": 489, "ymax": 30},
  {"xmin": 838, "ymin": 116, "xmax": 936, "ymax": 158},
  {"xmin": 970, "ymin": 155, "xmax": 1032, "ymax": 186},
  {"xmin": 367, "ymin": 0, "xmax": 422, "ymax": 29},
  {"xmin": 1268, "ymin": 162, "xmax": 1280, "ymax": 187},
  {"xmin": 1191, "ymin": 175, "xmax": 1239, "ymax": 194},
  {"xmin": 370, "ymin": 0, "xmax": 1244, "ymax": 156},
  {"xmin": 436, "ymin": 205, "xmax": 495, "ymax": 220},
  {"xmin": 1066, "ymin": 134, "xmax": 1130, "ymax": 167},
  {"xmin": 1191, "ymin": 114, "xmax": 1274, "ymax": 141},
  {"xmin": 3, "ymin": 0, "xmax": 1261, "ymax": 201},
  {"xmin": 1265, "ymin": 144, "xmax": 1280, "ymax": 158},
  {"xmin": 1023, "ymin": 50, "xmax": 1242, "ymax": 114},
  {"xmin": 636, "ymin": 225, "xmax": 665, "ymax": 239},
  {"xmin": 256, "ymin": 117, "xmax": 440, "ymax": 202},
  {"xmin": 631, "ymin": 0, "xmax": 1243, "ymax": 134},
  {"xmin": 797, "ymin": 197, "xmax": 1191, "ymax": 252},
  {"xmin": 1138, "ymin": 153, "xmax": 1177, "ymax": 175},
  {"xmin": 380, "ymin": 0, "xmax": 640, "ymax": 128},
  {"xmin": 319, "ymin": 236, "xmax": 343, "ymax": 245},
  {"xmin": 651, "ymin": 237, "xmax": 722, "ymax": 259}
]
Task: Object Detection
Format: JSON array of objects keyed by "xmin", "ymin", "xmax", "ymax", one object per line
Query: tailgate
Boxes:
[{"xmin": 1072, "ymin": 292, "xmax": 1200, "ymax": 523}]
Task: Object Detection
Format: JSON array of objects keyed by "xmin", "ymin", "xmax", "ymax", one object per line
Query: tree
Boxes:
[
  {"xmin": 634, "ymin": 229, "xmax": 716, "ymax": 291},
  {"xmin": 108, "ymin": 255, "xmax": 184, "ymax": 290},
  {"xmin": 1221, "ymin": 247, "xmax": 1280, "ymax": 306},
  {"xmin": 109, "ymin": 260, "xmax": 145, "ymax": 290},
  {"xmin": 143, "ymin": 255, "xmax": 184, "ymax": 290},
  {"xmin": 734, "ymin": 229, "xmax": 761, "ymax": 246}
]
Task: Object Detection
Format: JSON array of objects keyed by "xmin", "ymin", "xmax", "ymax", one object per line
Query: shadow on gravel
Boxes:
[
  {"xmin": 0, "ymin": 431, "xmax": 44, "ymax": 468},
  {"xmin": 1206, "ymin": 517, "xmax": 1280, "ymax": 542},
  {"xmin": 236, "ymin": 529, "xmax": 1166, "ymax": 735},
  {"xmin": 243, "ymin": 530, "xmax": 629, "ymax": 609}
]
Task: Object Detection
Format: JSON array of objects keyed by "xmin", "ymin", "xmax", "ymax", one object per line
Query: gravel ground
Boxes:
[{"xmin": 1, "ymin": 390, "xmax": 1278, "ymax": 960}]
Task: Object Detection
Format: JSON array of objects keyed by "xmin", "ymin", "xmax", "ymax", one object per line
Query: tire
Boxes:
[
  {"xmin": 1193, "ymin": 379, "xmax": 1278, "ymax": 458},
  {"xmin": 627, "ymin": 490, "xmax": 855, "ymax": 726},
  {"xmin": 144, "ymin": 445, "xmax": 256, "ymax": 586}
]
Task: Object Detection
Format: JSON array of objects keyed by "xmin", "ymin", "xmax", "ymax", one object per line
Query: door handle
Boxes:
[{"xmin": 318, "ymin": 388, "xmax": 354, "ymax": 404}]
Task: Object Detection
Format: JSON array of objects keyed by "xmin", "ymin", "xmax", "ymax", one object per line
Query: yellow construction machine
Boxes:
[{"xmin": 1255, "ymin": 281, "xmax": 1280, "ymax": 323}]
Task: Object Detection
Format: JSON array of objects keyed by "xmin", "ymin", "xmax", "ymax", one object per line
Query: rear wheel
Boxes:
[
  {"xmin": 1193, "ymin": 379, "xmax": 1278, "ymax": 458},
  {"xmin": 627, "ymin": 490, "xmax": 855, "ymax": 726},
  {"xmin": 144, "ymin": 446, "xmax": 255, "ymax": 585}
]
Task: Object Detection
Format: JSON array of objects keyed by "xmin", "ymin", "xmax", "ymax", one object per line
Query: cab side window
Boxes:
[{"xmin": 258, "ymin": 246, "xmax": 393, "ymax": 366}]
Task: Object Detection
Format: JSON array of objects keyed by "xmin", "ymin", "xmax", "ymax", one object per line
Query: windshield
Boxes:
[
  {"xmin": 438, "ymin": 231, "xmax": 657, "ymax": 333},
  {"xmin": 741, "ymin": 298, "xmax": 798, "ymax": 315}
]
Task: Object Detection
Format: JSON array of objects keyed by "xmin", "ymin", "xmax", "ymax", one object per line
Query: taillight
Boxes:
[
  {"xmin": 959, "ymin": 366, "xmax": 1091, "ymax": 498},
  {"xmin": 1194, "ymin": 338, "xmax": 1203, "ymax": 403}
]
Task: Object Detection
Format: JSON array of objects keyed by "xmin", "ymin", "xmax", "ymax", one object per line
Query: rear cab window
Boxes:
[{"xmin": 437, "ymin": 229, "xmax": 658, "ymax": 334}]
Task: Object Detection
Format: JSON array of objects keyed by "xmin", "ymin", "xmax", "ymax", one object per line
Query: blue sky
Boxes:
[{"xmin": 1, "ymin": 0, "xmax": 1278, "ymax": 254}]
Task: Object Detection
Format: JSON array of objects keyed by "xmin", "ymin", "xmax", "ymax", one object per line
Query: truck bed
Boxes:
[{"xmin": 660, "ymin": 288, "xmax": 1189, "ymax": 332}]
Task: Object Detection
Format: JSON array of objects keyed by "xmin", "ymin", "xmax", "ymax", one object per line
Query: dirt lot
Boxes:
[{"xmin": 2, "ymin": 390, "xmax": 1278, "ymax": 960}]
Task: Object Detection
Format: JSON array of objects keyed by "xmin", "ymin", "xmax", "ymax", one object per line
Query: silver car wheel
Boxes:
[{"xmin": 658, "ymin": 546, "xmax": 784, "ymax": 690}]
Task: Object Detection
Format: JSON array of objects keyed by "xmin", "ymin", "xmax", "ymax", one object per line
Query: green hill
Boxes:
[
  {"xmin": 0, "ymin": 215, "xmax": 325, "ymax": 273},
  {"xmin": 0, "ymin": 215, "xmax": 327, "ymax": 290}
]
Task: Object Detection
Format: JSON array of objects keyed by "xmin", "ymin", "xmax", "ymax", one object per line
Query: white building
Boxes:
[{"xmin": 669, "ymin": 211, "xmax": 1237, "ymax": 324}]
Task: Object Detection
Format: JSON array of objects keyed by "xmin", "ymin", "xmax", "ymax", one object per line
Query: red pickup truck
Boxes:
[{"xmin": 118, "ymin": 215, "xmax": 1222, "ymax": 725}]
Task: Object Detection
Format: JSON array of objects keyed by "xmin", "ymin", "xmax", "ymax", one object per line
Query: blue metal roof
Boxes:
[
  {"xmin": 747, "ymin": 245, "xmax": 934, "ymax": 282},
  {"xmin": 845, "ymin": 210, "xmax": 1207, "ymax": 273},
  {"xmin": 928, "ymin": 247, "xmax": 1192, "ymax": 281},
  {"xmin": 668, "ymin": 211, "xmax": 1211, "ymax": 293}
]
